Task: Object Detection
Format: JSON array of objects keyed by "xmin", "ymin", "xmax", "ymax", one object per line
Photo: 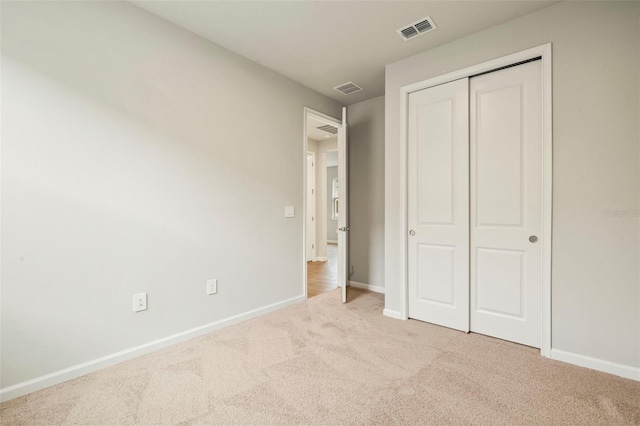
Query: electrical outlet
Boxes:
[
  {"xmin": 133, "ymin": 293, "xmax": 147, "ymax": 312},
  {"xmin": 207, "ymin": 279, "xmax": 217, "ymax": 295},
  {"xmin": 284, "ymin": 206, "xmax": 295, "ymax": 218}
]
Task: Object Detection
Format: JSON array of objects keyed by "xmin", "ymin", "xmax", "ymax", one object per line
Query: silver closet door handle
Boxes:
[
  {"xmin": 529, "ymin": 235, "xmax": 538, "ymax": 243},
  {"xmin": 409, "ymin": 230, "xmax": 416, "ymax": 236}
]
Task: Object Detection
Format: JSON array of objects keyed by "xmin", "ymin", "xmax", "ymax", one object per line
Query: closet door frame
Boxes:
[{"xmin": 397, "ymin": 44, "xmax": 553, "ymax": 357}]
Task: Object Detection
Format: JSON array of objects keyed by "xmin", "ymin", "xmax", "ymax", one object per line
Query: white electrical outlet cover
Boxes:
[
  {"xmin": 207, "ymin": 279, "xmax": 217, "ymax": 295},
  {"xmin": 133, "ymin": 293, "xmax": 147, "ymax": 312},
  {"xmin": 284, "ymin": 206, "xmax": 295, "ymax": 218}
]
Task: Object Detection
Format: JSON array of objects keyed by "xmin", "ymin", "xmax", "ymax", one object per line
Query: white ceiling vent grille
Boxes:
[
  {"xmin": 317, "ymin": 124, "xmax": 338, "ymax": 135},
  {"xmin": 397, "ymin": 16, "xmax": 437, "ymax": 41},
  {"xmin": 333, "ymin": 81, "xmax": 363, "ymax": 96}
]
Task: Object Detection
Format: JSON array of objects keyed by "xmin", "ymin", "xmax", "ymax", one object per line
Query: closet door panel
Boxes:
[
  {"xmin": 470, "ymin": 60, "xmax": 543, "ymax": 348},
  {"xmin": 408, "ymin": 78, "xmax": 469, "ymax": 332}
]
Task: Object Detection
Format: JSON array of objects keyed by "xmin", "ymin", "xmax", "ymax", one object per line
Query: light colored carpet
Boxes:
[{"xmin": 2, "ymin": 288, "xmax": 639, "ymax": 425}]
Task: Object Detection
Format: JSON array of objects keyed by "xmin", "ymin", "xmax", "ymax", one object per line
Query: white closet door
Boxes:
[
  {"xmin": 470, "ymin": 60, "xmax": 543, "ymax": 347},
  {"xmin": 408, "ymin": 78, "xmax": 469, "ymax": 332}
]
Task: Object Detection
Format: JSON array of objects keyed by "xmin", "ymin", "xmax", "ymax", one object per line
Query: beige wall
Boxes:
[
  {"xmin": 1, "ymin": 1, "xmax": 342, "ymax": 393},
  {"xmin": 385, "ymin": 1, "xmax": 640, "ymax": 370},
  {"xmin": 348, "ymin": 96, "xmax": 385, "ymax": 289}
]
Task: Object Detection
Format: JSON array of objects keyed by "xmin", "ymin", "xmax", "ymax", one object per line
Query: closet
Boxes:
[{"xmin": 407, "ymin": 59, "xmax": 542, "ymax": 348}]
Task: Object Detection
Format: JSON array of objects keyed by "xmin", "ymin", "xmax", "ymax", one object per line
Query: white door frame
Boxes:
[
  {"xmin": 398, "ymin": 44, "xmax": 553, "ymax": 357},
  {"xmin": 306, "ymin": 151, "xmax": 316, "ymax": 262},
  {"xmin": 303, "ymin": 107, "xmax": 342, "ymax": 299}
]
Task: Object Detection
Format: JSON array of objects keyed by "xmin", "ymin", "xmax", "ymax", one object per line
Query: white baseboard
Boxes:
[
  {"xmin": 327, "ymin": 240, "xmax": 338, "ymax": 245},
  {"xmin": 349, "ymin": 281, "xmax": 385, "ymax": 294},
  {"xmin": 383, "ymin": 308, "xmax": 403, "ymax": 320},
  {"xmin": 550, "ymin": 348, "xmax": 640, "ymax": 381},
  {"xmin": 313, "ymin": 256, "xmax": 328, "ymax": 262},
  {"xmin": 0, "ymin": 295, "xmax": 305, "ymax": 402}
]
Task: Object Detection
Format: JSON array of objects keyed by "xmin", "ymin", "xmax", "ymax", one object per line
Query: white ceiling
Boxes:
[
  {"xmin": 307, "ymin": 116, "xmax": 338, "ymax": 142},
  {"xmin": 133, "ymin": 1, "xmax": 557, "ymax": 105}
]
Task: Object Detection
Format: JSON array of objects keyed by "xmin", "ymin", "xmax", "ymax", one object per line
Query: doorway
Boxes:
[
  {"xmin": 303, "ymin": 108, "xmax": 349, "ymax": 301},
  {"xmin": 401, "ymin": 45, "xmax": 552, "ymax": 353}
]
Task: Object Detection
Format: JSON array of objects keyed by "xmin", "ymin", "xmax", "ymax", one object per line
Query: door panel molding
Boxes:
[
  {"xmin": 407, "ymin": 78, "xmax": 470, "ymax": 332},
  {"xmin": 397, "ymin": 44, "xmax": 552, "ymax": 357},
  {"xmin": 470, "ymin": 60, "xmax": 542, "ymax": 348}
]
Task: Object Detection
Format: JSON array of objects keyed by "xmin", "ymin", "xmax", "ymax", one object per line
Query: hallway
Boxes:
[{"xmin": 307, "ymin": 244, "xmax": 338, "ymax": 298}]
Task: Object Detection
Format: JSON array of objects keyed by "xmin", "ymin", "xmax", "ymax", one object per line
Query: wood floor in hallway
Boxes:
[{"xmin": 307, "ymin": 243, "xmax": 338, "ymax": 298}]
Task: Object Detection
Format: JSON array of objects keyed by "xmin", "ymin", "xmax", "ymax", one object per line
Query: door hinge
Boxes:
[
  {"xmin": 312, "ymin": 244, "xmax": 315, "ymax": 249},
  {"xmin": 312, "ymin": 216, "xmax": 315, "ymax": 221},
  {"xmin": 312, "ymin": 189, "xmax": 314, "ymax": 195}
]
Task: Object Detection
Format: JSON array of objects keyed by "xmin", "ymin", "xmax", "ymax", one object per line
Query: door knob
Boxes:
[
  {"xmin": 529, "ymin": 235, "xmax": 538, "ymax": 243},
  {"xmin": 409, "ymin": 230, "xmax": 415, "ymax": 236}
]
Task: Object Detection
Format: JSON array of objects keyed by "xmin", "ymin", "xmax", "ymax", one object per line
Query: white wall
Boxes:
[
  {"xmin": 347, "ymin": 96, "xmax": 385, "ymax": 289},
  {"xmin": 0, "ymin": 1, "xmax": 342, "ymax": 395},
  {"xmin": 385, "ymin": 1, "xmax": 640, "ymax": 372}
]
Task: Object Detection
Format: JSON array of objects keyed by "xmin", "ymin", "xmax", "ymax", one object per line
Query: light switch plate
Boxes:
[{"xmin": 284, "ymin": 206, "xmax": 295, "ymax": 218}]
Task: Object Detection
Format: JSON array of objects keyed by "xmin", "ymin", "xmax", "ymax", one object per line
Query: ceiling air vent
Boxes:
[
  {"xmin": 397, "ymin": 16, "xmax": 437, "ymax": 41},
  {"xmin": 333, "ymin": 81, "xmax": 363, "ymax": 96},
  {"xmin": 317, "ymin": 124, "xmax": 338, "ymax": 135}
]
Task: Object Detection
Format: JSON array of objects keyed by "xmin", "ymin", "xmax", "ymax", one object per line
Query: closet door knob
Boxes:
[
  {"xmin": 409, "ymin": 230, "xmax": 416, "ymax": 236},
  {"xmin": 529, "ymin": 235, "xmax": 538, "ymax": 243}
]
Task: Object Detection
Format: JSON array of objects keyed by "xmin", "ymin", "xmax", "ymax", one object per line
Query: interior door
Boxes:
[
  {"xmin": 407, "ymin": 78, "xmax": 470, "ymax": 331},
  {"xmin": 470, "ymin": 60, "xmax": 542, "ymax": 347},
  {"xmin": 337, "ymin": 107, "xmax": 349, "ymax": 303}
]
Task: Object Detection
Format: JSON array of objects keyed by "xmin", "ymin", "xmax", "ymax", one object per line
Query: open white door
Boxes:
[{"xmin": 337, "ymin": 107, "xmax": 349, "ymax": 303}]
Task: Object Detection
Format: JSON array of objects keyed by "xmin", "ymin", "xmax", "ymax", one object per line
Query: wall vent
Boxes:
[
  {"xmin": 333, "ymin": 81, "xmax": 363, "ymax": 96},
  {"xmin": 397, "ymin": 16, "xmax": 437, "ymax": 41},
  {"xmin": 317, "ymin": 124, "xmax": 338, "ymax": 135}
]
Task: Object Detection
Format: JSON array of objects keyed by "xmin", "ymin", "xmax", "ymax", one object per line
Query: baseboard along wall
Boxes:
[
  {"xmin": 381, "ymin": 309, "xmax": 639, "ymax": 381},
  {"xmin": 5, "ymin": 291, "xmax": 637, "ymax": 403},
  {"xmin": 550, "ymin": 349, "xmax": 640, "ymax": 381},
  {"xmin": 0, "ymin": 295, "xmax": 305, "ymax": 402},
  {"xmin": 349, "ymin": 281, "xmax": 385, "ymax": 294}
]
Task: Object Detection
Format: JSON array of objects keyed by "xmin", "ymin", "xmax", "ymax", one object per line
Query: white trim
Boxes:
[
  {"xmin": 383, "ymin": 308, "xmax": 403, "ymax": 320},
  {"xmin": 0, "ymin": 295, "xmax": 305, "ymax": 402},
  {"xmin": 550, "ymin": 349, "xmax": 640, "ymax": 381},
  {"xmin": 302, "ymin": 109, "xmax": 309, "ymax": 299},
  {"xmin": 306, "ymin": 150, "xmax": 317, "ymax": 262},
  {"xmin": 398, "ymin": 44, "xmax": 553, "ymax": 355},
  {"xmin": 540, "ymin": 44, "xmax": 553, "ymax": 358},
  {"xmin": 312, "ymin": 256, "xmax": 328, "ymax": 262},
  {"xmin": 305, "ymin": 107, "xmax": 342, "ymax": 126},
  {"xmin": 349, "ymin": 281, "xmax": 385, "ymax": 294},
  {"xmin": 327, "ymin": 240, "xmax": 338, "ymax": 245}
]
